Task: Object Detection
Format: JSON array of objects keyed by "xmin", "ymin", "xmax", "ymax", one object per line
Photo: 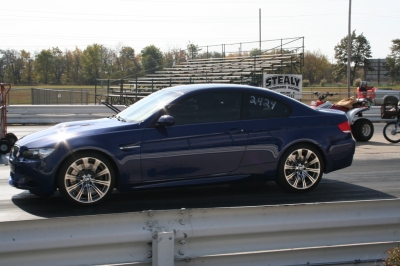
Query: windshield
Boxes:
[{"xmin": 116, "ymin": 89, "xmax": 183, "ymax": 122}]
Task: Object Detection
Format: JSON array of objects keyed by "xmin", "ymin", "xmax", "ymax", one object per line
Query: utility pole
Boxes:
[
  {"xmin": 347, "ymin": 0, "xmax": 352, "ymax": 97},
  {"xmin": 259, "ymin": 8, "xmax": 261, "ymax": 54}
]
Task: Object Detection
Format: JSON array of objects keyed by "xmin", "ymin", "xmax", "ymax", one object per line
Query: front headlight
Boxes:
[{"xmin": 21, "ymin": 148, "xmax": 55, "ymax": 159}]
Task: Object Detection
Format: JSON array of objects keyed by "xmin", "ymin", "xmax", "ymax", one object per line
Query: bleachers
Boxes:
[
  {"xmin": 97, "ymin": 52, "xmax": 302, "ymax": 105},
  {"xmin": 127, "ymin": 53, "xmax": 300, "ymax": 89}
]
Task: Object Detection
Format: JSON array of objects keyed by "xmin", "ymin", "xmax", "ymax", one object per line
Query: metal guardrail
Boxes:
[
  {"xmin": 6, "ymin": 105, "xmax": 126, "ymax": 124},
  {"xmin": 5, "ymin": 105, "xmax": 391, "ymax": 124},
  {"xmin": 0, "ymin": 199, "xmax": 399, "ymax": 266}
]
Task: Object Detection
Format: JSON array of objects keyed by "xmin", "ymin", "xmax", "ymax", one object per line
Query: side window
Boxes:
[
  {"xmin": 241, "ymin": 93, "xmax": 291, "ymax": 120},
  {"xmin": 166, "ymin": 92, "xmax": 241, "ymax": 125}
]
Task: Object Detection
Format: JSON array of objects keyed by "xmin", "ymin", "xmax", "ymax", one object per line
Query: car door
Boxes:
[
  {"xmin": 141, "ymin": 91, "xmax": 247, "ymax": 181},
  {"xmin": 239, "ymin": 92, "xmax": 292, "ymax": 173}
]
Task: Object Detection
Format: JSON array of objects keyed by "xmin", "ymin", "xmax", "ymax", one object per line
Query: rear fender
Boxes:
[{"xmin": 347, "ymin": 107, "xmax": 370, "ymax": 123}]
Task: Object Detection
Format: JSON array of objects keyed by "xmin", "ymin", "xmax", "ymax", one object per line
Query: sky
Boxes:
[{"xmin": 1, "ymin": 0, "xmax": 399, "ymax": 61}]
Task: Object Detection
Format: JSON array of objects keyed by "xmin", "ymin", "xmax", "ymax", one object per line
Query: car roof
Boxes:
[
  {"xmin": 164, "ymin": 83, "xmax": 301, "ymax": 104},
  {"xmin": 164, "ymin": 83, "xmax": 272, "ymax": 95}
]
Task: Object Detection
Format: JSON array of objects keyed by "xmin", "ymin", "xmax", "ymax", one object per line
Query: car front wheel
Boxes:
[
  {"xmin": 57, "ymin": 152, "xmax": 115, "ymax": 205},
  {"xmin": 276, "ymin": 144, "xmax": 324, "ymax": 193}
]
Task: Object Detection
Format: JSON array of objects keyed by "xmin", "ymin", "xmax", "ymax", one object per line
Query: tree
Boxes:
[
  {"xmin": 51, "ymin": 47, "xmax": 65, "ymax": 84},
  {"xmin": 114, "ymin": 46, "xmax": 141, "ymax": 78},
  {"xmin": 164, "ymin": 47, "xmax": 184, "ymax": 68},
  {"xmin": 20, "ymin": 50, "xmax": 34, "ymax": 85},
  {"xmin": 0, "ymin": 49, "xmax": 25, "ymax": 84},
  {"xmin": 386, "ymin": 39, "xmax": 400, "ymax": 82},
  {"xmin": 334, "ymin": 30, "xmax": 372, "ymax": 85},
  {"xmin": 186, "ymin": 42, "xmax": 202, "ymax": 60},
  {"xmin": 141, "ymin": 45, "xmax": 164, "ymax": 75},
  {"xmin": 0, "ymin": 52, "xmax": 5, "ymax": 82},
  {"xmin": 82, "ymin": 44, "xmax": 103, "ymax": 84},
  {"xmin": 64, "ymin": 47, "xmax": 84, "ymax": 84},
  {"xmin": 35, "ymin": 49, "xmax": 53, "ymax": 84},
  {"xmin": 72, "ymin": 48, "xmax": 83, "ymax": 84},
  {"xmin": 249, "ymin": 48, "xmax": 262, "ymax": 57},
  {"xmin": 303, "ymin": 50, "xmax": 331, "ymax": 85}
]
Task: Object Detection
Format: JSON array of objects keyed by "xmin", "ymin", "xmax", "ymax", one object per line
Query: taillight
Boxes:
[{"xmin": 338, "ymin": 121, "xmax": 351, "ymax": 133}]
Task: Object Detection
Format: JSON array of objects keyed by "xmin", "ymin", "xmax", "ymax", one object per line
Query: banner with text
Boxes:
[{"xmin": 263, "ymin": 74, "xmax": 302, "ymax": 100}]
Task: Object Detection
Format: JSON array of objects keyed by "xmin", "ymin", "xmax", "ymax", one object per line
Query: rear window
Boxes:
[{"xmin": 241, "ymin": 93, "xmax": 291, "ymax": 120}]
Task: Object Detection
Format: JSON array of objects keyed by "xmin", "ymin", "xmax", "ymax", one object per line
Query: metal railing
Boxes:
[
  {"xmin": 6, "ymin": 105, "xmax": 126, "ymax": 124},
  {"xmin": 0, "ymin": 199, "xmax": 399, "ymax": 266}
]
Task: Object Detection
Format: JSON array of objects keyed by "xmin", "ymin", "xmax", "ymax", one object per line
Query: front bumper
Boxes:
[
  {"xmin": 9, "ymin": 164, "xmax": 56, "ymax": 196},
  {"xmin": 9, "ymin": 152, "xmax": 58, "ymax": 196}
]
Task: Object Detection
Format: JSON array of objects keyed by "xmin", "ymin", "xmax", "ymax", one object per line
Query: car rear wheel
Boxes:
[
  {"xmin": 276, "ymin": 144, "xmax": 323, "ymax": 193},
  {"xmin": 57, "ymin": 152, "xmax": 115, "ymax": 205}
]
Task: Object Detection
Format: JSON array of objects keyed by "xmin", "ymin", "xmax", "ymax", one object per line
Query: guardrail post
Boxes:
[{"xmin": 152, "ymin": 227, "xmax": 174, "ymax": 266}]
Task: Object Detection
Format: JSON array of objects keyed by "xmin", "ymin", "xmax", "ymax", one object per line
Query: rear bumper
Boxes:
[{"xmin": 325, "ymin": 140, "xmax": 355, "ymax": 173}]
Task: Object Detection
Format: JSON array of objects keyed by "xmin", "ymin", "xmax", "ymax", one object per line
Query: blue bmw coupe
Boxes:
[{"xmin": 9, "ymin": 84, "xmax": 355, "ymax": 205}]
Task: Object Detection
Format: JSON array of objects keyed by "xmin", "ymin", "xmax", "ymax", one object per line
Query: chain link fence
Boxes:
[{"xmin": 31, "ymin": 88, "xmax": 89, "ymax": 104}]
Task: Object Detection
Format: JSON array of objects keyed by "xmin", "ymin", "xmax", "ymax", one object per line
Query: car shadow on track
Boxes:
[{"xmin": 11, "ymin": 179, "xmax": 396, "ymax": 219}]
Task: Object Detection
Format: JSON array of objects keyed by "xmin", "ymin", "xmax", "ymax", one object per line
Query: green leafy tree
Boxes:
[
  {"xmin": 334, "ymin": 30, "xmax": 372, "ymax": 85},
  {"xmin": 13, "ymin": 53, "xmax": 24, "ymax": 84},
  {"xmin": 115, "ymin": 46, "xmax": 141, "ymax": 78},
  {"xmin": 303, "ymin": 50, "xmax": 331, "ymax": 85},
  {"xmin": 0, "ymin": 52, "xmax": 5, "ymax": 82},
  {"xmin": 64, "ymin": 47, "xmax": 83, "ymax": 84},
  {"xmin": 51, "ymin": 47, "xmax": 65, "ymax": 84},
  {"xmin": 101, "ymin": 47, "xmax": 118, "ymax": 79},
  {"xmin": 386, "ymin": 39, "xmax": 400, "ymax": 82},
  {"xmin": 164, "ymin": 47, "xmax": 184, "ymax": 68},
  {"xmin": 20, "ymin": 50, "xmax": 34, "ymax": 85},
  {"xmin": 82, "ymin": 44, "xmax": 103, "ymax": 84},
  {"xmin": 0, "ymin": 49, "xmax": 24, "ymax": 84},
  {"xmin": 186, "ymin": 42, "xmax": 202, "ymax": 59},
  {"xmin": 141, "ymin": 45, "xmax": 164, "ymax": 75},
  {"xmin": 250, "ymin": 48, "xmax": 262, "ymax": 56},
  {"xmin": 35, "ymin": 49, "xmax": 53, "ymax": 84},
  {"xmin": 64, "ymin": 50, "xmax": 74, "ymax": 84},
  {"xmin": 72, "ymin": 48, "xmax": 83, "ymax": 84}
]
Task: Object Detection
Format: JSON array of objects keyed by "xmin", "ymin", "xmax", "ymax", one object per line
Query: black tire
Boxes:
[
  {"xmin": 57, "ymin": 152, "xmax": 115, "ymax": 205},
  {"xmin": 276, "ymin": 144, "xmax": 324, "ymax": 193},
  {"xmin": 6, "ymin": 133, "xmax": 18, "ymax": 145},
  {"xmin": 383, "ymin": 122, "xmax": 400, "ymax": 143},
  {"xmin": 0, "ymin": 139, "xmax": 12, "ymax": 154},
  {"xmin": 384, "ymin": 96, "xmax": 399, "ymax": 105},
  {"xmin": 351, "ymin": 119, "xmax": 374, "ymax": 142}
]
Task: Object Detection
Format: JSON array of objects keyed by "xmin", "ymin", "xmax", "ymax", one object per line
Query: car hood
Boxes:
[{"xmin": 16, "ymin": 118, "xmax": 141, "ymax": 148}]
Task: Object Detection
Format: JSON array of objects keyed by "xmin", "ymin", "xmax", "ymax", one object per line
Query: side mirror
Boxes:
[{"xmin": 157, "ymin": 115, "xmax": 175, "ymax": 127}]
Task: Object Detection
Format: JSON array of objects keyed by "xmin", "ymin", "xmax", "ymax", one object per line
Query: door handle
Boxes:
[{"xmin": 227, "ymin": 128, "xmax": 244, "ymax": 134}]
